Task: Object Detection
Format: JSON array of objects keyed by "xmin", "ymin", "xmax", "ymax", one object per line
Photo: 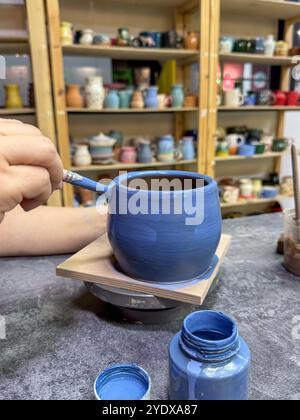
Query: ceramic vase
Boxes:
[
  {"xmin": 157, "ymin": 135, "xmax": 175, "ymax": 162},
  {"xmin": 131, "ymin": 90, "xmax": 145, "ymax": 109},
  {"xmin": 105, "ymin": 90, "xmax": 120, "ymax": 109},
  {"xmin": 85, "ymin": 76, "xmax": 105, "ymax": 110},
  {"xmin": 107, "ymin": 170, "xmax": 222, "ymax": 283},
  {"xmin": 137, "ymin": 141, "xmax": 153, "ymax": 164},
  {"xmin": 73, "ymin": 144, "xmax": 92, "ymax": 167},
  {"xmin": 80, "ymin": 29, "xmax": 94, "ymax": 45},
  {"xmin": 118, "ymin": 90, "xmax": 132, "ymax": 109},
  {"xmin": 120, "ymin": 147, "xmax": 137, "ymax": 164},
  {"xmin": 182, "ymin": 137, "xmax": 196, "ymax": 160},
  {"xmin": 169, "ymin": 311, "xmax": 251, "ymax": 400},
  {"xmin": 144, "ymin": 86, "xmax": 159, "ymax": 109},
  {"xmin": 171, "ymin": 85, "xmax": 184, "ymax": 108},
  {"xmin": 66, "ymin": 84, "xmax": 84, "ymax": 108},
  {"xmin": 264, "ymin": 35, "xmax": 276, "ymax": 57},
  {"xmin": 5, "ymin": 84, "xmax": 23, "ymax": 109},
  {"xmin": 184, "ymin": 32, "xmax": 199, "ymax": 50},
  {"xmin": 60, "ymin": 21, "xmax": 73, "ymax": 46},
  {"xmin": 117, "ymin": 28, "xmax": 130, "ymax": 46}
]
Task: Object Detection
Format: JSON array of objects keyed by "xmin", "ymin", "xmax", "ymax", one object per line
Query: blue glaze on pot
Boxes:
[
  {"xmin": 137, "ymin": 142, "xmax": 153, "ymax": 164},
  {"xmin": 105, "ymin": 90, "xmax": 120, "ymax": 109},
  {"xmin": 94, "ymin": 364, "xmax": 151, "ymax": 400},
  {"xmin": 145, "ymin": 86, "xmax": 159, "ymax": 108},
  {"xmin": 108, "ymin": 170, "xmax": 222, "ymax": 283},
  {"xmin": 169, "ymin": 311, "xmax": 251, "ymax": 400}
]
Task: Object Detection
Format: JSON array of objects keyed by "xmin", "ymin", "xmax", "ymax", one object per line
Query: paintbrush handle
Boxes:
[
  {"xmin": 63, "ymin": 170, "xmax": 108, "ymax": 194},
  {"xmin": 291, "ymin": 145, "xmax": 300, "ymax": 222}
]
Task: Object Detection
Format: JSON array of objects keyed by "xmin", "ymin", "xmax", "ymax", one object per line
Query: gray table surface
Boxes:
[{"xmin": 0, "ymin": 213, "xmax": 300, "ymax": 401}]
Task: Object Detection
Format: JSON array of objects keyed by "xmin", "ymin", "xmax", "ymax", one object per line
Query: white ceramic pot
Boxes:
[
  {"xmin": 264, "ymin": 35, "xmax": 276, "ymax": 57},
  {"xmin": 224, "ymin": 89, "xmax": 244, "ymax": 107},
  {"xmin": 80, "ymin": 29, "xmax": 94, "ymax": 45},
  {"xmin": 73, "ymin": 144, "xmax": 92, "ymax": 167},
  {"xmin": 240, "ymin": 179, "xmax": 253, "ymax": 199},
  {"xmin": 85, "ymin": 76, "xmax": 105, "ymax": 110}
]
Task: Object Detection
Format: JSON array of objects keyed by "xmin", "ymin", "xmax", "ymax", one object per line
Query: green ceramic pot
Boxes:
[
  {"xmin": 272, "ymin": 138, "xmax": 288, "ymax": 152},
  {"xmin": 255, "ymin": 143, "xmax": 266, "ymax": 155}
]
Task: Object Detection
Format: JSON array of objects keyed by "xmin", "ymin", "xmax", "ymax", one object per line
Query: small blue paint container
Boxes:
[
  {"xmin": 94, "ymin": 364, "xmax": 151, "ymax": 400},
  {"xmin": 169, "ymin": 311, "xmax": 251, "ymax": 400}
]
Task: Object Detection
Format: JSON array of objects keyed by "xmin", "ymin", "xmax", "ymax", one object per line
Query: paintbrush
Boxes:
[
  {"xmin": 291, "ymin": 145, "xmax": 300, "ymax": 242},
  {"xmin": 63, "ymin": 170, "xmax": 109, "ymax": 194}
]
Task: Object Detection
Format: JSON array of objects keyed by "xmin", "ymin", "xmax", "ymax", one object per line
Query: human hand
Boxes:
[{"xmin": 0, "ymin": 119, "xmax": 63, "ymax": 224}]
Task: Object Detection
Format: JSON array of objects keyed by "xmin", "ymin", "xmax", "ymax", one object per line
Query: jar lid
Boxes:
[{"xmin": 94, "ymin": 364, "xmax": 151, "ymax": 400}]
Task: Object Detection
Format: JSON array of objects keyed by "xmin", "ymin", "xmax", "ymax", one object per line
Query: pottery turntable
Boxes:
[{"xmin": 57, "ymin": 234, "xmax": 231, "ymax": 324}]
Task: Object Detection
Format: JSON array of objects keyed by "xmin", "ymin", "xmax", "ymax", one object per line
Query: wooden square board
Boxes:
[{"xmin": 57, "ymin": 234, "xmax": 231, "ymax": 306}]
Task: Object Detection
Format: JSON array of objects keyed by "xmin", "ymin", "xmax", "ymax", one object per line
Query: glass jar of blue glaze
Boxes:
[{"xmin": 169, "ymin": 311, "xmax": 251, "ymax": 401}]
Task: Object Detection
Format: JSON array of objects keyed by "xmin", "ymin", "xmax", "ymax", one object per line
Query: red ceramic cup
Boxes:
[
  {"xmin": 273, "ymin": 90, "xmax": 288, "ymax": 106},
  {"xmin": 287, "ymin": 91, "xmax": 300, "ymax": 106}
]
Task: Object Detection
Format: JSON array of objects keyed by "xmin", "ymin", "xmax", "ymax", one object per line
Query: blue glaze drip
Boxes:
[
  {"xmin": 94, "ymin": 365, "xmax": 151, "ymax": 401},
  {"xmin": 169, "ymin": 311, "xmax": 251, "ymax": 401}
]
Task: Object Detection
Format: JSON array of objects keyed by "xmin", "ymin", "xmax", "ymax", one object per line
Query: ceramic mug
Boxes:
[
  {"xmin": 256, "ymin": 90, "xmax": 276, "ymax": 106},
  {"xmin": 273, "ymin": 90, "xmax": 288, "ymax": 106},
  {"xmin": 244, "ymin": 91, "xmax": 257, "ymax": 106},
  {"xmin": 224, "ymin": 89, "xmax": 244, "ymax": 107},
  {"xmin": 225, "ymin": 134, "xmax": 245, "ymax": 155},
  {"xmin": 219, "ymin": 36, "xmax": 235, "ymax": 53},
  {"xmin": 287, "ymin": 91, "xmax": 300, "ymax": 106},
  {"xmin": 106, "ymin": 171, "xmax": 222, "ymax": 283}
]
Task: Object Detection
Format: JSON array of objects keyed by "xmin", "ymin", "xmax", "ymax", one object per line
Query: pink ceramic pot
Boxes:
[{"xmin": 120, "ymin": 147, "xmax": 137, "ymax": 164}]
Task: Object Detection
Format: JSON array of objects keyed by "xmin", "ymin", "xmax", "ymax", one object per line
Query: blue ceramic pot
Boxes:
[
  {"xmin": 171, "ymin": 84, "xmax": 184, "ymax": 108},
  {"xmin": 182, "ymin": 137, "xmax": 196, "ymax": 160},
  {"xmin": 169, "ymin": 311, "xmax": 251, "ymax": 400},
  {"xmin": 105, "ymin": 90, "xmax": 120, "ymax": 109},
  {"xmin": 144, "ymin": 86, "xmax": 159, "ymax": 109},
  {"xmin": 107, "ymin": 170, "xmax": 222, "ymax": 284},
  {"xmin": 157, "ymin": 135, "xmax": 175, "ymax": 162},
  {"xmin": 239, "ymin": 144, "xmax": 256, "ymax": 156},
  {"xmin": 137, "ymin": 142, "xmax": 153, "ymax": 163}
]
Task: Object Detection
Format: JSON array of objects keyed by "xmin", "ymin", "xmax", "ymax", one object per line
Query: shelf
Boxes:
[
  {"xmin": 215, "ymin": 152, "xmax": 285, "ymax": 162},
  {"xmin": 72, "ymin": 160, "xmax": 197, "ymax": 173},
  {"xmin": 63, "ymin": 45, "xmax": 198, "ymax": 62},
  {"xmin": 221, "ymin": 197, "xmax": 279, "ymax": 209},
  {"xmin": 221, "ymin": 0, "xmax": 300, "ymax": 20},
  {"xmin": 67, "ymin": 107, "xmax": 198, "ymax": 114},
  {"xmin": 0, "ymin": 108, "xmax": 35, "ymax": 115},
  {"xmin": 219, "ymin": 106, "xmax": 300, "ymax": 112},
  {"xmin": 0, "ymin": 40, "xmax": 29, "ymax": 55},
  {"xmin": 220, "ymin": 52, "xmax": 294, "ymax": 66}
]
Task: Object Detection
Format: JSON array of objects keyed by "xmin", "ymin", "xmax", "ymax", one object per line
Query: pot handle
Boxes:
[{"xmin": 63, "ymin": 170, "xmax": 109, "ymax": 195}]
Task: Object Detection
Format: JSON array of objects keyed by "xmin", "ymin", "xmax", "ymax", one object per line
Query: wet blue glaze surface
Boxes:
[
  {"xmin": 107, "ymin": 171, "xmax": 222, "ymax": 284},
  {"xmin": 94, "ymin": 364, "xmax": 151, "ymax": 400},
  {"xmin": 169, "ymin": 311, "xmax": 251, "ymax": 400}
]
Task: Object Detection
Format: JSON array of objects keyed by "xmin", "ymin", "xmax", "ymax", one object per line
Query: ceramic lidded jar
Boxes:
[
  {"xmin": 107, "ymin": 171, "xmax": 222, "ymax": 283},
  {"xmin": 169, "ymin": 311, "xmax": 251, "ymax": 400},
  {"xmin": 5, "ymin": 84, "xmax": 23, "ymax": 108},
  {"xmin": 60, "ymin": 21, "xmax": 73, "ymax": 46},
  {"xmin": 66, "ymin": 84, "xmax": 84, "ymax": 108},
  {"xmin": 144, "ymin": 86, "xmax": 159, "ymax": 109},
  {"xmin": 171, "ymin": 84, "xmax": 184, "ymax": 108},
  {"xmin": 85, "ymin": 76, "xmax": 105, "ymax": 110}
]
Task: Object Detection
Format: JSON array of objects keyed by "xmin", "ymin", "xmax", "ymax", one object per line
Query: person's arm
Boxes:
[{"xmin": 0, "ymin": 205, "xmax": 107, "ymax": 257}]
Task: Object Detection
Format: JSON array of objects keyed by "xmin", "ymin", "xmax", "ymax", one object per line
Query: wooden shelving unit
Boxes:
[
  {"xmin": 0, "ymin": 0, "xmax": 62, "ymax": 206},
  {"xmin": 46, "ymin": 0, "xmax": 209, "ymax": 207},
  {"xmin": 208, "ymin": 0, "xmax": 300, "ymax": 216}
]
